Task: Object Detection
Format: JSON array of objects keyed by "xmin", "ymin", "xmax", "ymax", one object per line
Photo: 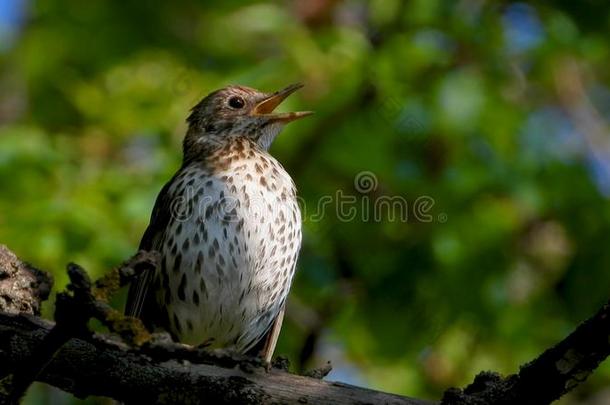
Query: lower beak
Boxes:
[{"xmin": 251, "ymin": 83, "xmax": 313, "ymax": 123}]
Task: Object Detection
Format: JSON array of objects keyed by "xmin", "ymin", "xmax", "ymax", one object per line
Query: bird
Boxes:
[{"xmin": 125, "ymin": 83, "xmax": 312, "ymax": 363}]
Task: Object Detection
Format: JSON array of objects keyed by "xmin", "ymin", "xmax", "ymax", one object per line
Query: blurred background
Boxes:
[{"xmin": 1, "ymin": 0, "xmax": 610, "ymax": 403}]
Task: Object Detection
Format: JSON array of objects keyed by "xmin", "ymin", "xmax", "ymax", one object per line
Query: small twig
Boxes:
[
  {"xmin": 88, "ymin": 251, "xmax": 160, "ymax": 346},
  {"xmin": 4, "ymin": 251, "xmax": 159, "ymax": 403},
  {"xmin": 92, "ymin": 250, "xmax": 159, "ymax": 302},
  {"xmin": 3, "ymin": 266, "xmax": 89, "ymax": 403}
]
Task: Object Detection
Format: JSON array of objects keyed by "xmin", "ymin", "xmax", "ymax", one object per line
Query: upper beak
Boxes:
[{"xmin": 251, "ymin": 83, "xmax": 314, "ymax": 123}]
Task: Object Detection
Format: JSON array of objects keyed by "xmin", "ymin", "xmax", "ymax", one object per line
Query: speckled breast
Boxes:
[{"xmin": 152, "ymin": 141, "xmax": 301, "ymax": 352}]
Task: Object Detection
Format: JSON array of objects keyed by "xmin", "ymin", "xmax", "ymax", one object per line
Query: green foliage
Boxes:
[{"xmin": 2, "ymin": 1, "xmax": 610, "ymax": 403}]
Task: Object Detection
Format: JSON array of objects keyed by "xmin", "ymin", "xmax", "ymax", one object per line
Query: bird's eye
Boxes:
[{"xmin": 228, "ymin": 96, "xmax": 245, "ymax": 109}]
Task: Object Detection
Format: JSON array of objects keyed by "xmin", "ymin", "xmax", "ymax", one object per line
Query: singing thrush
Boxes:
[{"xmin": 126, "ymin": 84, "xmax": 311, "ymax": 362}]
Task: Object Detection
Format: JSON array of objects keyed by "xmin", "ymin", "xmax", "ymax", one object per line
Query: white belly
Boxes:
[{"xmin": 153, "ymin": 155, "xmax": 301, "ymax": 352}]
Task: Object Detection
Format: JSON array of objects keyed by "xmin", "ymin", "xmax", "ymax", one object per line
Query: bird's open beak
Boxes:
[{"xmin": 251, "ymin": 83, "xmax": 313, "ymax": 123}]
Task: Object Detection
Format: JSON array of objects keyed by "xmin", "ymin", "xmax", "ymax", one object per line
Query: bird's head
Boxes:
[{"xmin": 184, "ymin": 83, "xmax": 312, "ymax": 156}]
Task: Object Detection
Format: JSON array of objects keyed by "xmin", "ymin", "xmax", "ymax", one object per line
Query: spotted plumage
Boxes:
[{"xmin": 126, "ymin": 84, "xmax": 311, "ymax": 362}]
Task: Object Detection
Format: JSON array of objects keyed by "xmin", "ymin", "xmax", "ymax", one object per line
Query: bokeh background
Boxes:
[{"xmin": 1, "ymin": 0, "xmax": 610, "ymax": 403}]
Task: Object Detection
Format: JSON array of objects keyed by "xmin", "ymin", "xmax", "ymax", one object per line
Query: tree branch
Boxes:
[
  {"xmin": 0, "ymin": 313, "xmax": 430, "ymax": 404},
  {"xmin": 0, "ymin": 244, "xmax": 609, "ymax": 404},
  {"xmin": 0, "ymin": 244, "xmax": 430, "ymax": 404},
  {"xmin": 442, "ymin": 299, "xmax": 610, "ymax": 404}
]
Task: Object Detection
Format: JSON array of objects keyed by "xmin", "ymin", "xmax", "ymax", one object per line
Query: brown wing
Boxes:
[{"xmin": 125, "ymin": 177, "xmax": 176, "ymax": 319}]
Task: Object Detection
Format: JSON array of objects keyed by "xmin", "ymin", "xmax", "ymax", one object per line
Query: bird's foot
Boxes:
[
  {"xmin": 148, "ymin": 331, "xmax": 174, "ymax": 345},
  {"xmin": 270, "ymin": 355, "xmax": 290, "ymax": 372},
  {"xmin": 195, "ymin": 338, "xmax": 215, "ymax": 349},
  {"xmin": 302, "ymin": 361, "xmax": 333, "ymax": 379}
]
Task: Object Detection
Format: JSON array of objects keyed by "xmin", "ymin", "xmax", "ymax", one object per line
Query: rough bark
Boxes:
[
  {"xmin": 1, "ymin": 243, "xmax": 610, "ymax": 404},
  {"xmin": 0, "ymin": 245, "xmax": 52, "ymax": 316},
  {"xmin": 0, "ymin": 313, "xmax": 431, "ymax": 405},
  {"xmin": 442, "ymin": 299, "xmax": 610, "ymax": 404}
]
